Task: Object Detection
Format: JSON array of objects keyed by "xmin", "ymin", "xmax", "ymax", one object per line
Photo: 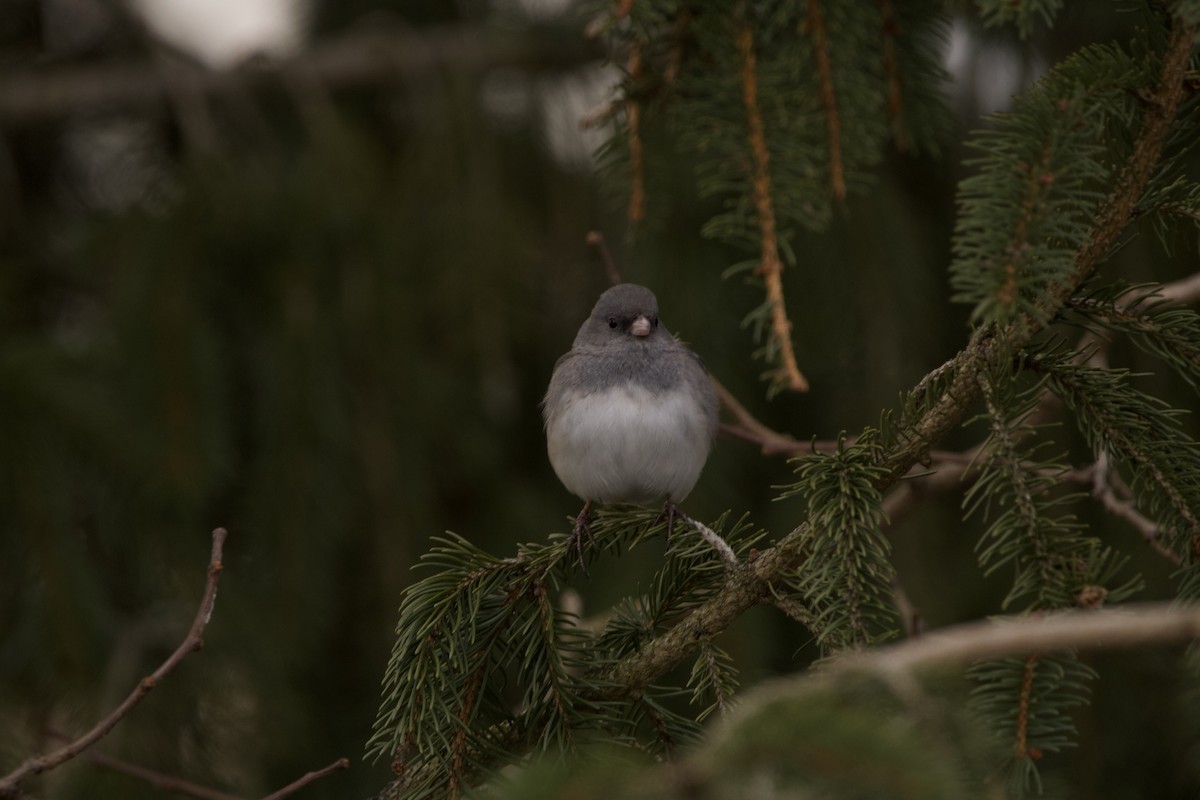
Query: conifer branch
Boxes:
[
  {"xmin": 1042, "ymin": 18, "xmax": 1196, "ymax": 317},
  {"xmin": 999, "ymin": 135, "xmax": 1056, "ymax": 311},
  {"xmin": 735, "ymin": 18, "xmax": 810, "ymax": 393},
  {"xmin": 973, "ymin": 372, "xmax": 1071, "ymax": 609},
  {"xmin": 1013, "ymin": 654, "xmax": 1039, "ymax": 762},
  {"xmin": 371, "ymin": 14, "xmax": 1197, "ymax": 798},
  {"xmin": 0, "ymin": 528, "xmax": 228, "ymax": 797},
  {"xmin": 1041, "ymin": 362, "xmax": 1200, "ymax": 539},
  {"xmin": 805, "ymin": 0, "xmax": 847, "ymax": 199},
  {"xmin": 638, "ymin": 698, "xmax": 678, "ymax": 756},
  {"xmin": 600, "ymin": 530, "xmax": 811, "ymax": 696},
  {"xmin": 1090, "ymin": 449, "xmax": 1181, "ymax": 565},
  {"xmin": 596, "ymin": 8, "xmax": 1195, "ymax": 705}
]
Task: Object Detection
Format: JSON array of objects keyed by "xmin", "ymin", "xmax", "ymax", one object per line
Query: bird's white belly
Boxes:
[{"xmin": 546, "ymin": 383, "xmax": 712, "ymax": 505}]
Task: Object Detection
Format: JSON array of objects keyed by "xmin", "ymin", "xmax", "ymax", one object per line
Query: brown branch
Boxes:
[
  {"xmin": 0, "ymin": 528, "xmax": 229, "ymax": 797},
  {"xmin": 1013, "ymin": 654, "xmax": 1039, "ymax": 762},
  {"xmin": 261, "ymin": 758, "xmax": 350, "ymax": 800},
  {"xmin": 806, "ymin": 0, "xmax": 846, "ymax": 200},
  {"xmin": 998, "ymin": 135, "xmax": 1055, "ymax": 311},
  {"xmin": 1090, "ymin": 448, "xmax": 1182, "ymax": 565},
  {"xmin": 1159, "ymin": 270, "xmax": 1200, "ymax": 305},
  {"xmin": 735, "ymin": 18, "xmax": 810, "ymax": 394},
  {"xmin": 1042, "ymin": 18, "xmax": 1196, "ymax": 317},
  {"xmin": 833, "ymin": 602, "xmax": 1200, "ymax": 679},
  {"xmin": 585, "ymin": 230, "xmax": 623, "ymax": 286},
  {"xmin": 712, "ymin": 376, "xmax": 806, "ymax": 455},
  {"xmin": 0, "ymin": 26, "xmax": 601, "ymax": 127}
]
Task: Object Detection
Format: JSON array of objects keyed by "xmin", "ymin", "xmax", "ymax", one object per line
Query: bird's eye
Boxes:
[
  {"xmin": 608, "ymin": 317, "xmax": 619, "ymax": 329},
  {"xmin": 651, "ymin": 316, "xmax": 659, "ymax": 329}
]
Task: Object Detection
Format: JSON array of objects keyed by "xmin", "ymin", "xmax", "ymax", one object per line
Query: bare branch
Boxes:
[
  {"xmin": 585, "ymin": 231, "xmax": 623, "ymax": 286},
  {"xmin": 805, "ymin": 0, "xmax": 846, "ymax": 200},
  {"xmin": 260, "ymin": 758, "xmax": 350, "ymax": 800},
  {"xmin": 0, "ymin": 529, "xmax": 229, "ymax": 797},
  {"xmin": 832, "ymin": 603, "xmax": 1200, "ymax": 680}
]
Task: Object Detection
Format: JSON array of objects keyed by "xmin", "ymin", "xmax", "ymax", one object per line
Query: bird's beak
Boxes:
[{"xmin": 630, "ymin": 315, "xmax": 652, "ymax": 337}]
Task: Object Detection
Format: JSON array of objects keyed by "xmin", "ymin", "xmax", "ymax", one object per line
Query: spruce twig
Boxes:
[
  {"xmin": 805, "ymin": 0, "xmax": 846, "ymax": 199},
  {"xmin": 735, "ymin": 14, "xmax": 810, "ymax": 394}
]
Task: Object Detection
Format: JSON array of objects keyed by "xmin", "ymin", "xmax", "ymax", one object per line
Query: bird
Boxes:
[{"xmin": 542, "ymin": 283, "xmax": 719, "ymax": 570}]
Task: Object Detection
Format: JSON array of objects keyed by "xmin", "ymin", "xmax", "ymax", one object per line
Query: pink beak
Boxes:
[{"xmin": 630, "ymin": 315, "xmax": 652, "ymax": 337}]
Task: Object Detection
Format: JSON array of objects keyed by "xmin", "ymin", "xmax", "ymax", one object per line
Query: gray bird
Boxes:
[{"xmin": 543, "ymin": 283, "xmax": 719, "ymax": 568}]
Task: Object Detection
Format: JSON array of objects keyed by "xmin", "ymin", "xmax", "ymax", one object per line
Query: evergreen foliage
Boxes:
[
  {"xmin": 596, "ymin": 0, "xmax": 952, "ymax": 389},
  {"xmin": 1036, "ymin": 353, "xmax": 1200, "ymax": 562},
  {"xmin": 969, "ymin": 654, "xmax": 1097, "ymax": 796},
  {"xmin": 949, "ymin": 42, "xmax": 1146, "ymax": 324},
  {"xmin": 367, "ymin": 510, "xmax": 767, "ymax": 797},
  {"xmin": 976, "ymin": 0, "xmax": 1064, "ymax": 38},
  {"xmin": 3, "ymin": 1, "xmax": 1200, "ymax": 799},
  {"xmin": 780, "ymin": 435, "xmax": 897, "ymax": 650}
]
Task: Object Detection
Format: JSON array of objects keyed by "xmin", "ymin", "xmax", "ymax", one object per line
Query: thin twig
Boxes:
[
  {"xmin": 1159, "ymin": 271, "xmax": 1200, "ymax": 305},
  {"xmin": 260, "ymin": 758, "xmax": 350, "ymax": 800},
  {"xmin": 1091, "ymin": 449, "xmax": 1182, "ymax": 565},
  {"xmin": 712, "ymin": 376, "xmax": 805, "ymax": 455},
  {"xmin": 891, "ymin": 577, "xmax": 925, "ymax": 638},
  {"xmin": 0, "ymin": 528, "xmax": 229, "ymax": 797},
  {"xmin": 585, "ymin": 230, "xmax": 622, "ymax": 286},
  {"xmin": 835, "ymin": 603, "xmax": 1200, "ymax": 679}
]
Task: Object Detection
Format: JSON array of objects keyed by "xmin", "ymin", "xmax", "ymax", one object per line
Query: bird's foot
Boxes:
[
  {"xmin": 568, "ymin": 500, "xmax": 595, "ymax": 576},
  {"xmin": 657, "ymin": 499, "xmax": 681, "ymax": 544}
]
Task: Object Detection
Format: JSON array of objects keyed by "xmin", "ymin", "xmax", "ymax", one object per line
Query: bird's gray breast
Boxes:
[{"xmin": 545, "ymin": 380, "xmax": 713, "ymax": 505}]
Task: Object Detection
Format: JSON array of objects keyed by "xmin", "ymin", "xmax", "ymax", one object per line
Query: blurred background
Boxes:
[{"xmin": 1, "ymin": 1, "xmax": 1198, "ymax": 797}]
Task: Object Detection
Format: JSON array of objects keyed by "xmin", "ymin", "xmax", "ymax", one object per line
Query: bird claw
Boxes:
[
  {"xmin": 568, "ymin": 500, "xmax": 594, "ymax": 576},
  {"xmin": 657, "ymin": 499, "xmax": 680, "ymax": 545}
]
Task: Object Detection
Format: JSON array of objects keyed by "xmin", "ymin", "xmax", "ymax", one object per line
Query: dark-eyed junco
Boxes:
[{"xmin": 543, "ymin": 283, "xmax": 719, "ymax": 567}]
